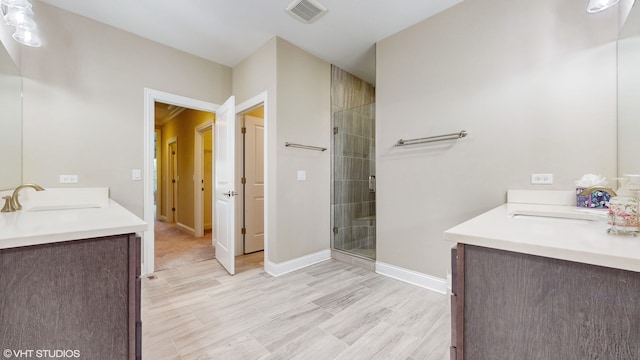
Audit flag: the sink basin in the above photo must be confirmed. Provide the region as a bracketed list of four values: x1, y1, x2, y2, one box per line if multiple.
[511, 213, 593, 224]
[21, 187, 109, 212]
[509, 208, 606, 224]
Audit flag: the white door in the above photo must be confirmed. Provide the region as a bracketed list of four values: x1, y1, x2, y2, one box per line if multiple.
[214, 96, 236, 275]
[244, 115, 265, 253]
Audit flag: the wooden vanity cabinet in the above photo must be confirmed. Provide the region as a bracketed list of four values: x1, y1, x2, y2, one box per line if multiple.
[451, 243, 640, 360]
[0, 233, 141, 360]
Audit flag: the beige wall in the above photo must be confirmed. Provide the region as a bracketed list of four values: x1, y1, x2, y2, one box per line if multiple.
[232, 38, 278, 260]
[19, 2, 329, 267]
[233, 37, 331, 264]
[17, 0, 615, 277]
[275, 39, 331, 262]
[158, 109, 214, 230]
[376, 0, 618, 278]
[21, 1, 232, 218]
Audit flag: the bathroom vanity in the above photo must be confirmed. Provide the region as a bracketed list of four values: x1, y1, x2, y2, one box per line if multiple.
[445, 200, 640, 360]
[0, 199, 146, 360]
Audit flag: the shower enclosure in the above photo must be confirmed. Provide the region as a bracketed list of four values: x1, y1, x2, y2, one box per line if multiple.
[332, 103, 376, 259]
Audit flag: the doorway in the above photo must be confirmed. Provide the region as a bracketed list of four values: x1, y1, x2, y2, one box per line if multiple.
[153, 103, 215, 271]
[332, 103, 376, 260]
[194, 121, 213, 237]
[239, 108, 265, 254]
[144, 89, 269, 276]
[143, 89, 218, 274]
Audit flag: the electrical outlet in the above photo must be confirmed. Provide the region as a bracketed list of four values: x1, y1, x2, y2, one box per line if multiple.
[59, 175, 78, 184]
[531, 173, 553, 185]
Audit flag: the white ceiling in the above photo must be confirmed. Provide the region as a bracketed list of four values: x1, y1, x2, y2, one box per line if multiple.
[38, 0, 462, 84]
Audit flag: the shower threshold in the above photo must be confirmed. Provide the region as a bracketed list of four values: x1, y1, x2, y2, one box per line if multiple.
[331, 249, 375, 271]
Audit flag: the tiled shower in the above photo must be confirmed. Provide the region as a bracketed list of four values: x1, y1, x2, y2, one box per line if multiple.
[332, 104, 376, 259]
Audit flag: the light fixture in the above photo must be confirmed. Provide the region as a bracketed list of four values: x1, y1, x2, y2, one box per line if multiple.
[5, 5, 34, 28]
[0, 0, 41, 47]
[12, 24, 39, 46]
[586, 0, 621, 13]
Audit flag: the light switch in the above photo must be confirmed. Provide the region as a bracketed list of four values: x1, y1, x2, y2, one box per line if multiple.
[297, 170, 306, 181]
[132, 169, 142, 181]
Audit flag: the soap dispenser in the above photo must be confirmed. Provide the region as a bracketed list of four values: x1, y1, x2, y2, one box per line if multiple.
[608, 176, 640, 235]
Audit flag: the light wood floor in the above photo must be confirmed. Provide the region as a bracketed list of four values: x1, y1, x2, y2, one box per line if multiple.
[141, 253, 451, 360]
[154, 221, 215, 271]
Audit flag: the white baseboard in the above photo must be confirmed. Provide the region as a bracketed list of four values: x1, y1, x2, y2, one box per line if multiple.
[176, 222, 195, 235]
[375, 261, 448, 294]
[265, 249, 331, 277]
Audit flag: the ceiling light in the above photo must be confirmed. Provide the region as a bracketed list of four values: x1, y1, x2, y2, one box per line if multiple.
[0, 0, 41, 47]
[586, 0, 621, 13]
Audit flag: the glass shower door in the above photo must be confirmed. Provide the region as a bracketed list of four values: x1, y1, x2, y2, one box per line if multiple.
[332, 103, 376, 259]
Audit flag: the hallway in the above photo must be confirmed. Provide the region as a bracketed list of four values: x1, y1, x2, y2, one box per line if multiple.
[154, 221, 215, 271]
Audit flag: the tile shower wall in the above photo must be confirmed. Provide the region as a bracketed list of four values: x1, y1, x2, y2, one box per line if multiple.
[331, 66, 376, 258]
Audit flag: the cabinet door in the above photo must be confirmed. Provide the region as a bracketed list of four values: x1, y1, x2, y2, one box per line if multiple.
[0, 235, 131, 358]
[463, 245, 640, 360]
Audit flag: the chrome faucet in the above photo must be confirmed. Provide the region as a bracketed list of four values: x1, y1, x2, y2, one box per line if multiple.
[9, 184, 45, 211]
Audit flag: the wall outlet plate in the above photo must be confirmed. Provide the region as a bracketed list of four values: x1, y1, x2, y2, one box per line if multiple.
[531, 173, 553, 185]
[59, 175, 78, 183]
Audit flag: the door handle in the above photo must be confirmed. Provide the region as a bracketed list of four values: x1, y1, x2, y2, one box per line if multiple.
[223, 191, 238, 197]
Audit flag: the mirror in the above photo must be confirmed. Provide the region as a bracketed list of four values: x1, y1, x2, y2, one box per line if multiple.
[0, 38, 21, 191]
[618, 2, 640, 176]
[0, 39, 22, 191]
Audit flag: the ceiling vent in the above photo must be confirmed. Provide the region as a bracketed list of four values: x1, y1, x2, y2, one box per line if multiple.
[286, 0, 328, 24]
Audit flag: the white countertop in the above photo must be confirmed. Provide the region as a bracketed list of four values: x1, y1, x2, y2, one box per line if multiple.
[0, 199, 147, 249]
[444, 203, 640, 273]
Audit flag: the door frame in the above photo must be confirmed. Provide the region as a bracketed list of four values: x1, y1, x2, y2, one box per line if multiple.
[144, 89, 269, 275]
[166, 137, 178, 223]
[235, 93, 268, 261]
[194, 120, 213, 238]
[154, 128, 163, 221]
[143, 89, 218, 275]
